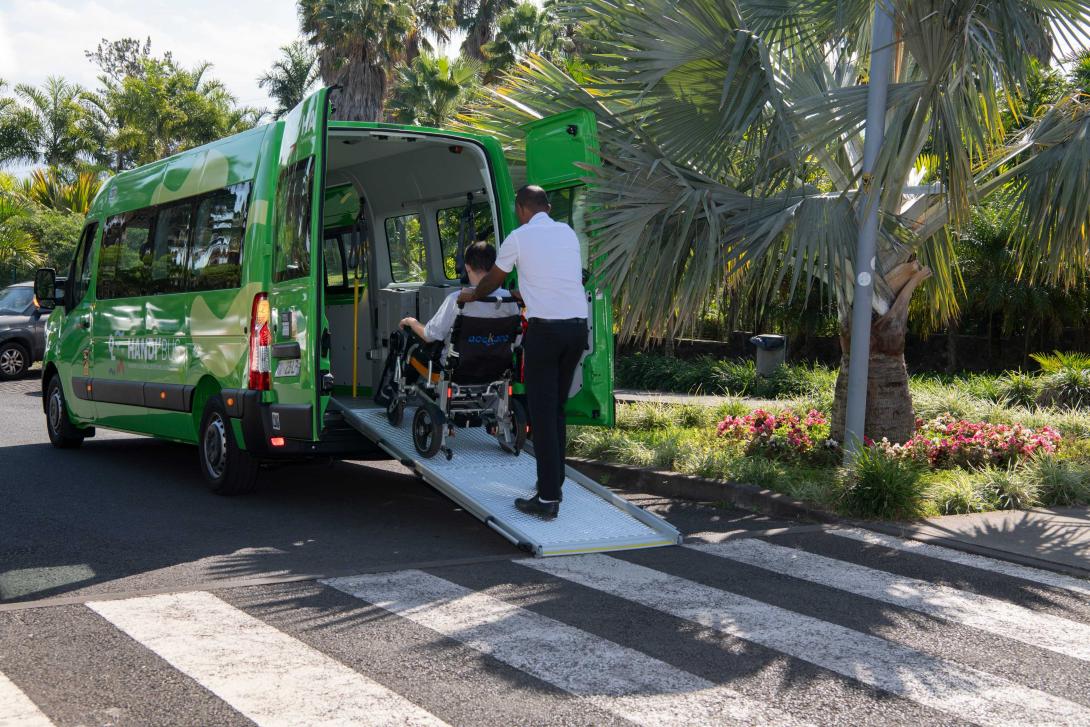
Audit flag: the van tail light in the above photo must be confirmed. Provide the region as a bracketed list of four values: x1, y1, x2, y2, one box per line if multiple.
[248, 293, 271, 391]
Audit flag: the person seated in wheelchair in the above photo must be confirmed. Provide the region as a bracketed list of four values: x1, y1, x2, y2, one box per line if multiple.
[385, 242, 526, 458]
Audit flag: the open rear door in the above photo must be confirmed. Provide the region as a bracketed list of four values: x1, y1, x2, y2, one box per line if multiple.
[524, 109, 614, 427]
[269, 88, 330, 440]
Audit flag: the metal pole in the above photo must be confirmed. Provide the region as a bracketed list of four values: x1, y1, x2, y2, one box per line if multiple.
[844, 0, 896, 457]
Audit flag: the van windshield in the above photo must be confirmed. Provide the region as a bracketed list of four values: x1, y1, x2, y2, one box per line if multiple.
[0, 286, 33, 314]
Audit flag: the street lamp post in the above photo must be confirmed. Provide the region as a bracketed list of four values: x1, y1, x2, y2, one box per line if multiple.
[844, 0, 896, 458]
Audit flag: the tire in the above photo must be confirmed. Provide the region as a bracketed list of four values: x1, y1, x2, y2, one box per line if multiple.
[0, 342, 29, 381]
[411, 405, 443, 458]
[199, 395, 259, 495]
[386, 396, 405, 426]
[499, 398, 528, 456]
[45, 376, 85, 449]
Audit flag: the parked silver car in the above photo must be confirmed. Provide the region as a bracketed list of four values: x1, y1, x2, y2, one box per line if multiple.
[0, 280, 64, 380]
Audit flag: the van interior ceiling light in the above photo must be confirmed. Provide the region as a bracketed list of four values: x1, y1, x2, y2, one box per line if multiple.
[249, 293, 271, 391]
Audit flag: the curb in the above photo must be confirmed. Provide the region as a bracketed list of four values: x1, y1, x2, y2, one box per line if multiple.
[568, 457, 1090, 579]
[857, 520, 1090, 581]
[567, 457, 840, 524]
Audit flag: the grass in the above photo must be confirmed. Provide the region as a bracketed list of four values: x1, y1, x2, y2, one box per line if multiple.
[570, 398, 1090, 520]
[617, 351, 1090, 416]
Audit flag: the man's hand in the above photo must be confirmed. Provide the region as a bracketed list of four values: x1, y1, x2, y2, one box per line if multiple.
[457, 288, 476, 305]
[399, 316, 418, 329]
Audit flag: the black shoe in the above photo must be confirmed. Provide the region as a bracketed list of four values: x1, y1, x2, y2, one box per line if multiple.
[515, 494, 559, 519]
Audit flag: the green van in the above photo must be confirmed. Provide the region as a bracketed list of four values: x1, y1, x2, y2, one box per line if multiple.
[33, 88, 614, 494]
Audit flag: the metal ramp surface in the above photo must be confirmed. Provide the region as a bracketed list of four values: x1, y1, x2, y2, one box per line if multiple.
[332, 398, 681, 556]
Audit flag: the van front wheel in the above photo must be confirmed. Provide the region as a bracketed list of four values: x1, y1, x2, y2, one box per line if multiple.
[45, 376, 85, 449]
[199, 396, 259, 495]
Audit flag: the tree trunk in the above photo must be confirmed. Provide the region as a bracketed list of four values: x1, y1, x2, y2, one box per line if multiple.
[322, 55, 388, 122]
[832, 261, 931, 445]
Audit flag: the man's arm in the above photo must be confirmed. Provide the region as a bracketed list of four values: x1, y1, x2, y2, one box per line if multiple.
[458, 265, 508, 304]
[399, 316, 427, 340]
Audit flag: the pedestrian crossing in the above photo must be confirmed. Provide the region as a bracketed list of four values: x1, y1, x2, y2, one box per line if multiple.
[3, 529, 1090, 727]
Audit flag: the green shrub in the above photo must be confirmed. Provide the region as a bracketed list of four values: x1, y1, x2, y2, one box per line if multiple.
[1022, 455, 1090, 506]
[838, 447, 927, 519]
[963, 374, 1005, 404]
[927, 470, 990, 514]
[909, 379, 990, 421]
[725, 456, 782, 488]
[997, 372, 1040, 408]
[709, 359, 759, 396]
[1037, 368, 1090, 409]
[975, 464, 1039, 510]
[675, 404, 715, 428]
[616, 403, 674, 432]
[1029, 350, 1090, 374]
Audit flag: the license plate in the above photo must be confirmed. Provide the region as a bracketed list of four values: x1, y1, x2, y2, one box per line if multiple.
[275, 358, 300, 378]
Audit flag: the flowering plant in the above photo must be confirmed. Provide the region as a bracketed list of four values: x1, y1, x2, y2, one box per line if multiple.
[874, 414, 1060, 468]
[716, 408, 838, 463]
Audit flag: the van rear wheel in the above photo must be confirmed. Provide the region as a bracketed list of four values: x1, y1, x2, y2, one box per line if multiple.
[199, 395, 259, 495]
[45, 376, 85, 449]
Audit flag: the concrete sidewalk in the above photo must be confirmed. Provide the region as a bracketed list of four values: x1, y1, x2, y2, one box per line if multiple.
[871, 507, 1090, 578]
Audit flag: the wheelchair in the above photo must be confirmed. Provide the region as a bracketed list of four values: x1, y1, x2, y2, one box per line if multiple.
[378, 297, 528, 461]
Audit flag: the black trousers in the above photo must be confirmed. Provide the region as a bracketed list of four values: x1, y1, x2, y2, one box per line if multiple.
[523, 317, 588, 501]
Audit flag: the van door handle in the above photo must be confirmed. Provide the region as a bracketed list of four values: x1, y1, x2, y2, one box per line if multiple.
[79, 318, 90, 329]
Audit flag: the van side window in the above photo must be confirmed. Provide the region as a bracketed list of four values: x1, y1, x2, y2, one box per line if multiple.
[69, 222, 97, 305]
[437, 202, 494, 280]
[150, 201, 193, 294]
[98, 210, 155, 299]
[385, 213, 425, 283]
[191, 181, 249, 291]
[275, 158, 314, 282]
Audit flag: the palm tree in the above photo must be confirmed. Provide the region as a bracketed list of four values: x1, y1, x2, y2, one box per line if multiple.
[459, 0, 1090, 443]
[0, 190, 42, 278]
[22, 167, 102, 215]
[259, 41, 320, 118]
[14, 77, 95, 173]
[483, 2, 573, 80]
[0, 80, 38, 168]
[456, 0, 516, 61]
[299, 0, 456, 122]
[389, 52, 481, 126]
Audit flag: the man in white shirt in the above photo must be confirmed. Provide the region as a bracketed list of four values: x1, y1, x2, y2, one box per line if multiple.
[459, 185, 588, 519]
[399, 241, 519, 361]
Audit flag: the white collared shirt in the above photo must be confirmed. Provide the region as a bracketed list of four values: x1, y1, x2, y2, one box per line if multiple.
[494, 212, 588, 320]
[423, 288, 520, 343]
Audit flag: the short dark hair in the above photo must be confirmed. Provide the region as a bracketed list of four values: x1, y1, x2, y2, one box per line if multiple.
[515, 185, 550, 213]
[464, 241, 497, 271]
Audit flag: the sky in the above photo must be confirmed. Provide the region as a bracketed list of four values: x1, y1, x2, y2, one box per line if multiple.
[0, 1, 306, 110]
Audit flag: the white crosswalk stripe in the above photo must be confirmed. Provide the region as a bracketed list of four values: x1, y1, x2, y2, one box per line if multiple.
[87, 591, 449, 727]
[523, 554, 1090, 727]
[0, 670, 53, 727]
[830, 527, 1090, 596]
[323, 570, 808, 727]
[688, 538, 1090, 661]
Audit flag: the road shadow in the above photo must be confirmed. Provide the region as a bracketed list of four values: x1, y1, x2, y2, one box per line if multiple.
[0, 434, 513, 603]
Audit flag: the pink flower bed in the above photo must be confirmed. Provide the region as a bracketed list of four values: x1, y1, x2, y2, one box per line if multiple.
[716, 410, 1061, 469]
[878, 414, 1061, 468]
[716, 408, 837, 462]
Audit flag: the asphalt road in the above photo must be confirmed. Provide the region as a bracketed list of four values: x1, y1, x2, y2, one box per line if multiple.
[4, 370, 1090, 726]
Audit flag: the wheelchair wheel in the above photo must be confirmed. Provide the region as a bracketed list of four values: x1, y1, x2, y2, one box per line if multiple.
[386, 397, 404, 426]
[499, 398, 528, 456]
[412, 405, 443, 458]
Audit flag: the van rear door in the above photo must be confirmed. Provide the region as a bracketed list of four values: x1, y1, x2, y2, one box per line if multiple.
[524, 109, 614, 427]
[269, 88, 330, 441]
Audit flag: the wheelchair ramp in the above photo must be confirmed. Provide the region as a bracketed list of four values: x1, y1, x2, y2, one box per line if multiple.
[332, 398, 681, 557]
